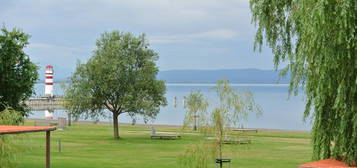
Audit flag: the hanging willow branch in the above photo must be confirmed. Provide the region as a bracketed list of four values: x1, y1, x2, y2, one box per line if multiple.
[250, 0, 357, 165]
[183, 90, 209, 132]
[211, 79, 262, 161]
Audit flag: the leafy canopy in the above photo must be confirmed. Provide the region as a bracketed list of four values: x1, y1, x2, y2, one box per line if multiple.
[0, 27, 38, 116]
[65, 31, 167, 139]
[211, 79, 261, 159]
[212, 80, 261, 129]
[250, 0, 357, 165]
[179, 80, 261, 167]
[183, 90, 209, 131]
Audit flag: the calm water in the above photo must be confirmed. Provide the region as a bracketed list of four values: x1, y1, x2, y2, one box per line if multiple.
[29, 83, 311, 131]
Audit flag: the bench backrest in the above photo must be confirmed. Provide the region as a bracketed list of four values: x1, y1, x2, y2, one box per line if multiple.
[34, 121, 51, 126]
[151, 127, 156, 135]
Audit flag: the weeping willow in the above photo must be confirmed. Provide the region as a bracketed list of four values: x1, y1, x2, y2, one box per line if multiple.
[183, 90, 209, 131]
[250, 0, 357, 165]
[0, 107, 24, 168]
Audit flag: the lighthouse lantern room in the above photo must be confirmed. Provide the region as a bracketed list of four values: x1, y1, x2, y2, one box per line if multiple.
[44, 65, 54, 97]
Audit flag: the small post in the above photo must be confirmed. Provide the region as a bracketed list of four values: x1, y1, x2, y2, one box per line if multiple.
[173, 96, 177, 108]
[46, 131, 51, 168]
[58, 139, 61, 153]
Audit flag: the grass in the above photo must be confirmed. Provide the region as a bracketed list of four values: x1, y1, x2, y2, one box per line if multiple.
[12, 121, 312, 168]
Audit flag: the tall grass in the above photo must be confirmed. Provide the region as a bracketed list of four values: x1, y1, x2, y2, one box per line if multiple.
[0, 107, 24, 168]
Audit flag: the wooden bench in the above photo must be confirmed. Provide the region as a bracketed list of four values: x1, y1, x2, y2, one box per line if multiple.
[233, 128, 258, 133]
[34, 118, 67, 130]
[206, 137, 251, 144]
[223, 138, 251, 144]
[150, 127, 181, 140]
[35, 120, 57, 126]
[151, 134, 181, 140]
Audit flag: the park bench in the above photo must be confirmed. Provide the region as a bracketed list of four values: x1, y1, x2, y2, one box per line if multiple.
[34, 118, 67, 130]
[222, 138, 251, 144]
[35, 120, 57, 126]
[233, 128, 258, 133]
[206, 136, 251, 144]
[150, 127, 181, 140]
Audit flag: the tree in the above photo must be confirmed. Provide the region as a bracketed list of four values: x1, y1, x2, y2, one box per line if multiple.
[178, 80, 261, 168]
[211, 80, 261, 166]
[250, 0, 357, 165]
[0, 27, 38, 116]
[59, 82, 72, 126]
[65, 31, 167, 139]
[183, 90, 209, 131]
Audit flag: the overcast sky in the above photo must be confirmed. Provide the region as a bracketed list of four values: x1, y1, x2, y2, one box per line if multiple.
[0, 0, 275, 76]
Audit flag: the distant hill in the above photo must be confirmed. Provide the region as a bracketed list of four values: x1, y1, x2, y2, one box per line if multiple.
[157, 69, 290, 84]
[37, 68, 290, 84]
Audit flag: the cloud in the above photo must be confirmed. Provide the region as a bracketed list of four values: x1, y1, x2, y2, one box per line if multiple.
[189, 29, 239, 40]
[149, 29, 239, 44]
[26, 42, 92, 70]
[0, 0, 251, 32]
[0, 0, 274, 74]
[29, 43, 80, 53]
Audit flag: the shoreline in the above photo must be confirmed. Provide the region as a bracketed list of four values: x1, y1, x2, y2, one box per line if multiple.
[26, 118, 310, 133]
[35, 81, 290, 85]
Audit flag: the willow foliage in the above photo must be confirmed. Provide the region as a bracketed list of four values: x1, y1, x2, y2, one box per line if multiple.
[183, 90, 209, 131]
[250, 0, 357, 165]
[0, 107, 23, 168]
[179, 80, 261, 167]
[211, 80, 261, 160]
[178, 141, 216, 168]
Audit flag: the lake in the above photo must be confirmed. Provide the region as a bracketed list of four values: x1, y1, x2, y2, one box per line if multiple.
[29, 83, 312, 131]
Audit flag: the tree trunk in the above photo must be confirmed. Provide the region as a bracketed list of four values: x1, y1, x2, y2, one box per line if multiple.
[193, 111, 197, 131]
[67, 112, 71, 126]
[113, 112, 120, 140]
[194, 115, 197, 131]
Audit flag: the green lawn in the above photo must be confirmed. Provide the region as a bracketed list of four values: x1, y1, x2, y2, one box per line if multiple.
[13, 121, 312, 168]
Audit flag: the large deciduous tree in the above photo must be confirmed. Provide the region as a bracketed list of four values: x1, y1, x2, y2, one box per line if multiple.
[250, 0, 357, 165]
[65, 31, 167, 139]
[0, 27, 38, 116]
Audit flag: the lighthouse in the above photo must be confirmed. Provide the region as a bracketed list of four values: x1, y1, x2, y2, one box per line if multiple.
[44, 65, 54, 97]
[44, 65, 54, 120]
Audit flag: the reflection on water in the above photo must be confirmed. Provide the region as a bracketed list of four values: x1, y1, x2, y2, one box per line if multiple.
[29, 83, 311, 131]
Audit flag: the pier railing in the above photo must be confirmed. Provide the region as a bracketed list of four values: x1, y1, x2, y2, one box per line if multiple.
[25, 96, 65, 110]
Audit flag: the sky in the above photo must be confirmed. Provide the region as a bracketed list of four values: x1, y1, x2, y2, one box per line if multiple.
[0, 0, 275, 78]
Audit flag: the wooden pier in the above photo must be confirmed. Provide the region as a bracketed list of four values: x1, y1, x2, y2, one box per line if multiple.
[25, 97, 65, 110]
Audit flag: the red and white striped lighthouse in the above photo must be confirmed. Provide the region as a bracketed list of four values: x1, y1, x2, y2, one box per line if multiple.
[45, 65, 54, 97]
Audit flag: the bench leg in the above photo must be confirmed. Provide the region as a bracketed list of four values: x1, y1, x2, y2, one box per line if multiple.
[46, 131, 50, 168]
